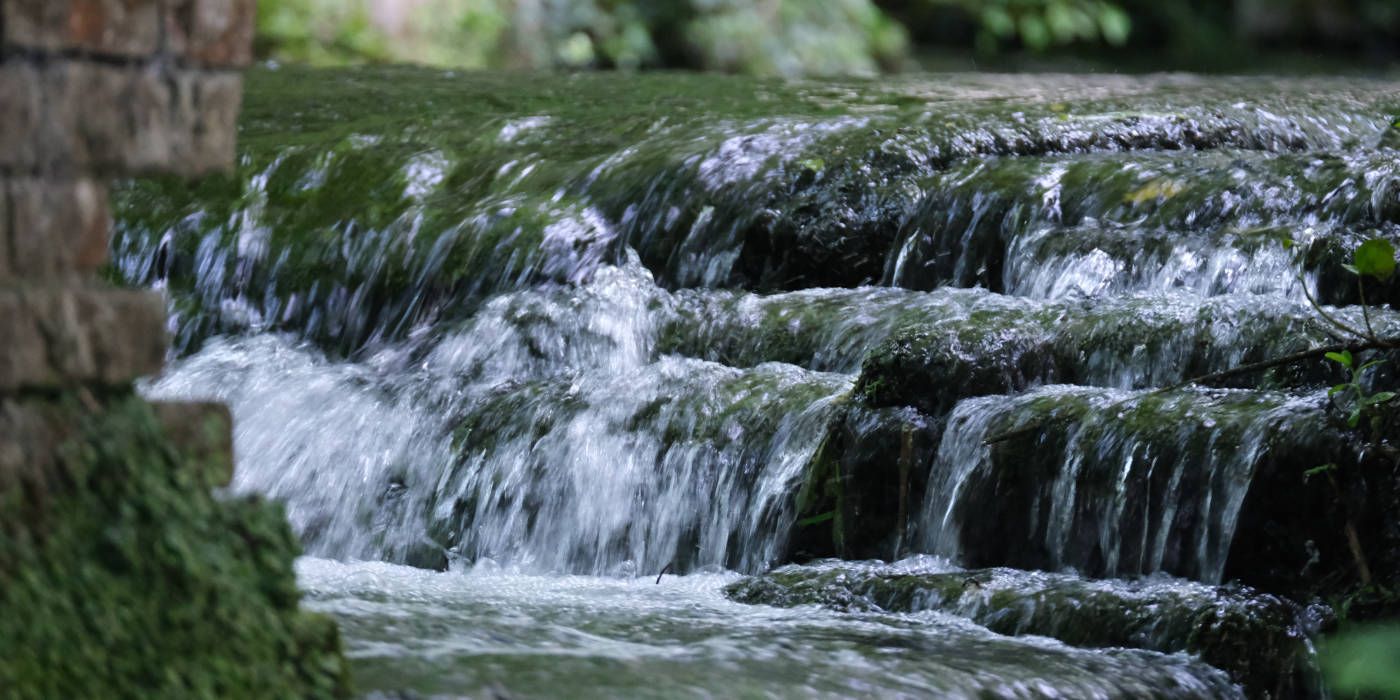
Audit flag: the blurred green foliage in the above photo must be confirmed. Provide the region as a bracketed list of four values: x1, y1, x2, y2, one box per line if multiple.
[925, 0, 1131, 53]
[1324, 625, 1400, 695]
[254, 0, 1399, 74]
[255, 0, 905, 76]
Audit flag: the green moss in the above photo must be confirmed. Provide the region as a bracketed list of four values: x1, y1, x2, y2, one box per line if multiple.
[0, 396, 350, 700]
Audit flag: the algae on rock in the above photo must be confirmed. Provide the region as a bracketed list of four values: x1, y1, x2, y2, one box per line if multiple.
[0, 396, 350, 699]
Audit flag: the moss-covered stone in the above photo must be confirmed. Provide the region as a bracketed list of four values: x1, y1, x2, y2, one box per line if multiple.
[111, 68, 1400, 357]
[853, 292, 1391, 415]
[838, 383, 1398, 600]
[0, 395, 350, 699]
[726, 560, 1323, 699]
[887, 150, 1400, 298]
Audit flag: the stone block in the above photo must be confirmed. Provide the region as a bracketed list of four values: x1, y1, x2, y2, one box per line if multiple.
[0, 61, 242, 176]
[0, 184, 8, 277]
[164, 0, 256, 67]
[0, 0, 162, 57]
[175, 68, 243, 173]
[0, 61, 43, 169]
[0, 284, 166, 390]
[1, 178, 111, 279]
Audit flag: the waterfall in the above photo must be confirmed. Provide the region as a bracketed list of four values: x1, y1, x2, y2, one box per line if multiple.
[121, 65, 1398, 586]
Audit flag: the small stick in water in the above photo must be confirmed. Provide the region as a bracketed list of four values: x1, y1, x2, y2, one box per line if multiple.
[655, 563, 673, 585]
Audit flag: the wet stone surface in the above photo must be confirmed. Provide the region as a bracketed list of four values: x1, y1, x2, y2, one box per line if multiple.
[726, 558, 1324, 699]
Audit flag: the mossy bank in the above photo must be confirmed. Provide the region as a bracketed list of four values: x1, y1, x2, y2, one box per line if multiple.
[0, 396, 350, 699]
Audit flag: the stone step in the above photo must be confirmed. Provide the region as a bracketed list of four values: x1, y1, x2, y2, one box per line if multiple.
[660, 287, 1390, 409]
[726, 559, 1324, 700]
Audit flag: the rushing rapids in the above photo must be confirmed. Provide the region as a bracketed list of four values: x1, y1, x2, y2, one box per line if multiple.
[117, 66, 1400, 697]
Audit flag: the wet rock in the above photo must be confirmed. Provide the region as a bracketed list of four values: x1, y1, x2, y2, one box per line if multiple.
[863, 384, 1400, 600]
[853, 292, 1386, 416]
[726, 559, 1323, 699]
[399, 539, 450, 572]
[788, 403, 941, 563]
[1225, 439, 1400, 601]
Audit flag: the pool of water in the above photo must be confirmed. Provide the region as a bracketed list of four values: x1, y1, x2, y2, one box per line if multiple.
[299, 558, 1241, 699]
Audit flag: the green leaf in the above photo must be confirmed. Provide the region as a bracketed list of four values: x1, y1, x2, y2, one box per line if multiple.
[795, 511, 835, 528]
[1369, 391, 1396, 405]
[1304, 463, 1337, 480]
[1096, 4, 1131, 46]
[1045, 2, 1077, 43]
[1326, 351, 1354, 368]
[1019, 14, 1051, 51]
[1349, 408, 1362, 428]
[1354, 238, 1397, 281]
[981, 7, 1016, 38]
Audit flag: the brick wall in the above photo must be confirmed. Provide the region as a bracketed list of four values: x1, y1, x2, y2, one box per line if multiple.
[0, 0, 252, 450]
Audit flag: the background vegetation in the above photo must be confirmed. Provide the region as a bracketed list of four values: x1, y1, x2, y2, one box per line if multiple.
[255, 0, 1400, 75]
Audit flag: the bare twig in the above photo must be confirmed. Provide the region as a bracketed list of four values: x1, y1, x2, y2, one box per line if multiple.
[1359, 277, 1378, 342]
[1151, 339, 1398, 396]
[1299, 272, 1368, 340]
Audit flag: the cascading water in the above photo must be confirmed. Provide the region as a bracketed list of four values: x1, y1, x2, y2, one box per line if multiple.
[119, 66, 1400, 697]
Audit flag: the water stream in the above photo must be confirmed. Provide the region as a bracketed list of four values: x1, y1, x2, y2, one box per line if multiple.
[120, 66, 1400, 697]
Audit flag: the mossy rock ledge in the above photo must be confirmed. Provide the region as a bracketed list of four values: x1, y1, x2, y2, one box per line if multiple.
[0, 395, 351, 699]
[727, 560, 1325, 700]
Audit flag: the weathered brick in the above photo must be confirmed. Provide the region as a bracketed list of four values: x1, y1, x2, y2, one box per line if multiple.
[164, 0, 255, 67]
[0, 284, 166, 390]
[1, 178, 111, 279]
[0, 61, 242, 176]
[181, 69, 242, 172]
[0, 0, 162, 57]
[0, 62, 43, 169]
[0, 185, 9, 277]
